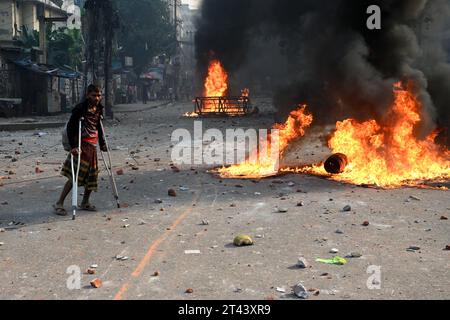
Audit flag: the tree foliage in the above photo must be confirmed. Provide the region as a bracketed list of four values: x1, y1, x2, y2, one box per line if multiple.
[47, 27, 84, 69]
[114, 0, 176, 73]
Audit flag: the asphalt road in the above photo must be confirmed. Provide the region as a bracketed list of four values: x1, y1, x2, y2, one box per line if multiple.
[0, 100, 449, 300]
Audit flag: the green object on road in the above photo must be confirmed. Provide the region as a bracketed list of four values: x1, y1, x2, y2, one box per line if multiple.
[315, 256, 348, 265]
[233, 235, 253, 246]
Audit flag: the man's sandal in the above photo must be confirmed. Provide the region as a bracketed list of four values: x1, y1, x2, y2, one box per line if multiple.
[79, 204, 97, 212]
[53, 204, 68, 216]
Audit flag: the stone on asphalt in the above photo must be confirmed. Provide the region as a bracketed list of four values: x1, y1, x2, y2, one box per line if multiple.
[293, 283, 309, 299]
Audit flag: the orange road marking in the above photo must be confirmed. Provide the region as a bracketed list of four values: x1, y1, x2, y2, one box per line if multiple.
[113, 195, 199, 300]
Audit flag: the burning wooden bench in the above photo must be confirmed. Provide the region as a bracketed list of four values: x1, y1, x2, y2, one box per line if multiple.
[192, 96, 255, 117]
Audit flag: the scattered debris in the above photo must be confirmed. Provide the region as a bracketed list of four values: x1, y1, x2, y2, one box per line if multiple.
[168, 189, 177, 197]
[179, 186, 189, 191]
[407, 246, 421, 252]
[343, 205, 352, 212]
[276, 207, 288, 213]
[0, 242, 4, 246]
[201, 219, 209, 226]
[287, 182, 295, 187]
[330, 248, 339, 254]
[335, 229, 344, 234]
[90, 278, 102, 288]
[185, 288, 193, 294]
[316, 256, 348, 265]
[233, 235, 254, 246]
[297, 201, 304, 207]
[409, 195, 421, 201]
[362, 221, 370, 226]
[276, 287, 286, 293]
[90, 264, 98, 269]
[348, 252, 362, 258]
[184, 250, 201, 254]
[297, 257, 308, 269]
[293, 283, 309, 299]
[86, 269, 96, 275]
[115, 255, 129, 261]
[154, 199, 163, 204]
[122, 224, 130, 228]
[35, 167, 44, 174]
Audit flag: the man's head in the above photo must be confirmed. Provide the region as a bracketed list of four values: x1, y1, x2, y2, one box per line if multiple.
[86, 84, 102, 106]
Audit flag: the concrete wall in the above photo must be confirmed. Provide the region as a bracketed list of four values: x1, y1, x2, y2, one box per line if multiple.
[0, 1, 13, 41]
[22, 2, 38, 31]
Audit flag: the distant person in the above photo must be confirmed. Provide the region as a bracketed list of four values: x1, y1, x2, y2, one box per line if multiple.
[53, 84, 107, 215]
[143, 85, 148, 104]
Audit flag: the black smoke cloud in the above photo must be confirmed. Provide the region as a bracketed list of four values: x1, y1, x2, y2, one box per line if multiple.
[195, 0, 450, 144]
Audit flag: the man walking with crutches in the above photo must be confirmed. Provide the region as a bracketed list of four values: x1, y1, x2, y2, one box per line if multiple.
[53, 85, 107, 216]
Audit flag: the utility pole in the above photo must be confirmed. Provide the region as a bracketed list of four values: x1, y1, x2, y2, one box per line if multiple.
[173, 0, 181, 101]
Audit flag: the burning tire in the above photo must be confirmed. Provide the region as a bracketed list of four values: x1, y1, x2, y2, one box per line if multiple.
[324, 153, 348, 174]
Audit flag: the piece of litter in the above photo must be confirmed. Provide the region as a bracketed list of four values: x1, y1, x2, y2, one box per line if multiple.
[276, 207, 288, 213]
[90, 264, 98, 269]
[0, 242, 4, 246]
[316, 256, 348, 265]
[276, 287, 286, 293]
[185, 288, 193, 294]
[233, 235, 254, 246]
[409, 195, 421, 201]
[293, 283, 309, 299]
[201, 219, 209, 226]
[343, 205, 352, 212]
[330, 248, 339, 254]
[184, 250, 201, 254]
[122, 224, 130, 228]
[179, 186, 189, 191]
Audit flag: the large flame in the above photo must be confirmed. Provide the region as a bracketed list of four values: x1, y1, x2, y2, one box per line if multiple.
[218, 105, 313, 178]
[204, 60, 228, 98]
[297, 82, 450, 188]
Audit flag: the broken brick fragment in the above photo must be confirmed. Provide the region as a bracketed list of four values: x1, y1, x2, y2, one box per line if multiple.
[90, 278, 102, 288]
